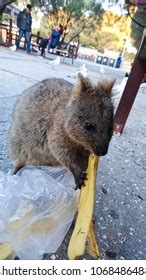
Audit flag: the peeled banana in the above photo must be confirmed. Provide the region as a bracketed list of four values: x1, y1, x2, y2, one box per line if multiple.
[68, 155, 100, 260]
[0, 243, 14, 260]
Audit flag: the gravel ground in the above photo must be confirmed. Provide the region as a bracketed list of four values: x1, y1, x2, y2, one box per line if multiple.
[0, 47, 145, 260]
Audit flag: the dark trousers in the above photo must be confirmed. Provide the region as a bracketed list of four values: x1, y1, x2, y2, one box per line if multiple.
[16, 30, 31, 53]
[39, 38, 48, 56]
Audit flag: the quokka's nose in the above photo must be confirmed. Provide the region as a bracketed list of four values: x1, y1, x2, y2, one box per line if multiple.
[94, 145, 109, 156]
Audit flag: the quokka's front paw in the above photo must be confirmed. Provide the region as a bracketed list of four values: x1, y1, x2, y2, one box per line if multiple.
[75, 171, 88, 190]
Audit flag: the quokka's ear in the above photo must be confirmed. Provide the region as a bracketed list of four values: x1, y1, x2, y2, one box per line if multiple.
[97, 79, 116, 97]
[72, 73, 91, 96]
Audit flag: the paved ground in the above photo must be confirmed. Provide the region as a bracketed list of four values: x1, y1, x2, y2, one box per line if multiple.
[0, 46, 145, 260]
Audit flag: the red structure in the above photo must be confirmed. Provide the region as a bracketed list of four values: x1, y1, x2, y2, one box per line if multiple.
[114, 28, 146, 134]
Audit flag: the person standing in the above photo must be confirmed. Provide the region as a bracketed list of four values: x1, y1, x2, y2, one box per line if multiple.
[16, 4, 32, 54]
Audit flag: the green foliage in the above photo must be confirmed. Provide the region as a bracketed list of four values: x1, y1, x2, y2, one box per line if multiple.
[65, 0, 85, 15]
[131, 8, 146, 49]
[30, 0, 133, 55]
[2, 12, 11, 22]
[80, 30, 119, 53]
[37, 0, 103, 43]
[92, 10, 131, 53]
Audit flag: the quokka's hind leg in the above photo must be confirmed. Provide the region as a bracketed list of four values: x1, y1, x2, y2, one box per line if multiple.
[13, 165, 25, 175]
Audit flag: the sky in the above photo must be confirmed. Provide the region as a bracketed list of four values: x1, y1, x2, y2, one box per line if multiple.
[96, 0, 125, 15]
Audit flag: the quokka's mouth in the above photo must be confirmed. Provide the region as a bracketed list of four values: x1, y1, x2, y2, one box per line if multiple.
[91, 146, 108, 157]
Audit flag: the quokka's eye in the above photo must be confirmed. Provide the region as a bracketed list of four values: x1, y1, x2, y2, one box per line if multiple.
[83, 121, 94, 132]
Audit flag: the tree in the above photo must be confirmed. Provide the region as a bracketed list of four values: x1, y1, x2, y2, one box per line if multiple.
[0, 0, 16, 21]
[80, 29, 119, 52]
[36, 1, 131, 53]
[96, 9, 131, 53]
[30, 0, 68, 13]
[35, 1, 104, 44]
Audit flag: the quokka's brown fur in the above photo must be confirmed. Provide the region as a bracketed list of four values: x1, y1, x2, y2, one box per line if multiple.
[9, 74, 114, 188]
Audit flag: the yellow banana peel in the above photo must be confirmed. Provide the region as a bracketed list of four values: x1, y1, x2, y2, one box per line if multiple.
[86, 220, 100, 259]
[68, 155, 100, 260]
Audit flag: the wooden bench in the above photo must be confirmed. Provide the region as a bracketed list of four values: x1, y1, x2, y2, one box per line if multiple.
[51, 44, 77, 65]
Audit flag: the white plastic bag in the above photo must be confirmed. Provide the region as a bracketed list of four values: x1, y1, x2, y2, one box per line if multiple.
[0, 166, 78, 259]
